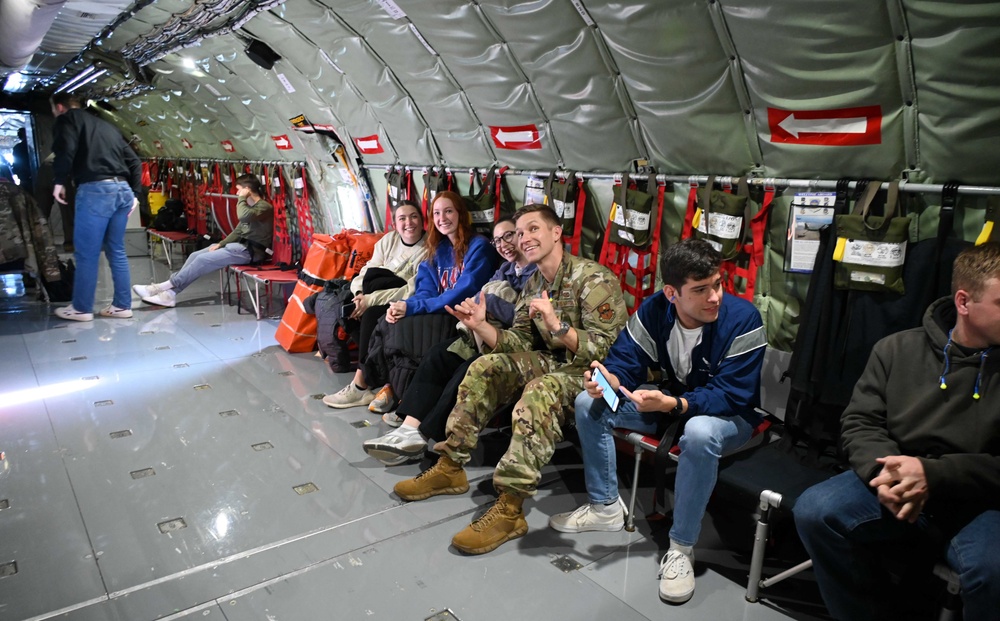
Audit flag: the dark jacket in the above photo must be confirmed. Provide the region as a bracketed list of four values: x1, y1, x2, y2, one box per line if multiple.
[52, 108, 142, 192]
[841, 297, 1000, 525]
[602, 291, 766, 423]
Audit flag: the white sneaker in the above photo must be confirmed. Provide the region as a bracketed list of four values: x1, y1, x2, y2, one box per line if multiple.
[54, 305, 93, 322]
[141, 289, 176, 307]
[132, 283, 164, 298]
[658, 547, 696, 603]
[322, 383, 376, 408]
[99, 305, 133, 318]
[549, 497, 626, 533]
[362, 427, 426, 465]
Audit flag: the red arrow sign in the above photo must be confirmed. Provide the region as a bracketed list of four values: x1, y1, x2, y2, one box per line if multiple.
[271, 135, 293, 150]
[181, 138, 193, 149]
[154, 140, 163, 150]
[355, 134, 383, 155]
[768, 106, 881, 146]
[490, 124, 541, 150]
[221, 140, 235, 153]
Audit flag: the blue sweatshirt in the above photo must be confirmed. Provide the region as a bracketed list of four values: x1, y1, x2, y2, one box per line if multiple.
[602, 291, 766, 422]
[406, 235, 498, 315]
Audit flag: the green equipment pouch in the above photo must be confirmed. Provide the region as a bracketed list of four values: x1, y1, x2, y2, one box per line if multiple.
[832, 180, 910, 294]
[544, 170, 579, 231]
[693, 175, 749, 260]
[608, 171, 656, 249]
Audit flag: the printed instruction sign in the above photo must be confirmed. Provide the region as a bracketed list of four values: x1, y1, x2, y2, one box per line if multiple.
[785, 192, 837, 273]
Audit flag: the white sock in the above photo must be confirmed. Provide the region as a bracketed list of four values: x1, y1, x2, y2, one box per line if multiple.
[394, 424, 422, 438]
[594, 500, 621, 516]
[158, 280, 174, 290]
[669, 540, 694, 557]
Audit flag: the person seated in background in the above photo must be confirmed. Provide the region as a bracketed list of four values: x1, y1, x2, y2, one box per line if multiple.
[362, 216, 536, 465]
[322, 191, 497, 410]
[794, 242, 1000, 621]
[392, 204, 627, 556]
[133, 174, 272, 307]
[554, 239, 765, 605]
[341, 199, 427, 377]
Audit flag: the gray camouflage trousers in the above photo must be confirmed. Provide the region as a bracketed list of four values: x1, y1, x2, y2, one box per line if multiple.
[436, 351, 585, 497]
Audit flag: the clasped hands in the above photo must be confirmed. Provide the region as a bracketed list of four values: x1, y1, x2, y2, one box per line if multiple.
[869, 455, 929, 523]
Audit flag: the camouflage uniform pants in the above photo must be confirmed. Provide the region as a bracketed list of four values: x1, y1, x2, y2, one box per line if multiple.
[438, 351, 585, 497]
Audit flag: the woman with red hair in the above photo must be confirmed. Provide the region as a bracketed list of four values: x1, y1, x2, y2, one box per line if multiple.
[324, 191, 498, 410]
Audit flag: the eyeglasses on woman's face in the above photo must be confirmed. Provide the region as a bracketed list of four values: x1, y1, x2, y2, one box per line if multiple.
[492, 230, 516, 247]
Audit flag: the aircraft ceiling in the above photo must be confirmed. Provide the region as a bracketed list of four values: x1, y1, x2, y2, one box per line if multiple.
[3, 0, 1000, 185]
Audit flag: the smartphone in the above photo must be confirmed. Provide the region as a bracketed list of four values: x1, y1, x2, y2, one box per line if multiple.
[342, 301, 356, 316]
[591, 367, 620, 412]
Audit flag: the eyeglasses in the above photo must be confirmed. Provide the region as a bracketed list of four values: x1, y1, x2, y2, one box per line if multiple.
[492, 231, 516, 247]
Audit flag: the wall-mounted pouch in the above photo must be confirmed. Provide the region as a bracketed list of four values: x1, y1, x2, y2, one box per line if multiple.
[832, 180, 910, 294]
[691, 175, 749, 260]
[608, 171, 656, 249]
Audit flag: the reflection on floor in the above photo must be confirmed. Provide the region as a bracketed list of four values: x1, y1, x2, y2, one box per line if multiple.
[0, 255, 830, 621]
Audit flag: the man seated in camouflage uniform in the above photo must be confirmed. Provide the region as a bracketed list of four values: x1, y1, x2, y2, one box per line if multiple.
[393, 204, 628, 555]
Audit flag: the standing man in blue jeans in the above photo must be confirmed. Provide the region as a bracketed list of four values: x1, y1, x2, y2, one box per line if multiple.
[795, 242, 1000, 621]
[551, 239, 766, 604]
[50, 93, 141, 322]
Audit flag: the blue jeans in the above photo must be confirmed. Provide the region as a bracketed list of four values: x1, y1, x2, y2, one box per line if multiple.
[574, 389, 754, 546]
[795, 471, 1000, 621]
[73, 180, 134, 313]
[169, 243, 250, 293]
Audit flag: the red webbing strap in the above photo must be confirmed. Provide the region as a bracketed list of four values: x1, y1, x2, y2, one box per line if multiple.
[564, 176, 586, 255]
[494, 166, 509, 226]
[270, 165, 292, 266]
[598, 178, 666, 315]
[421, 170, 453, 218]
[195, 163, 210, 237]
[720, 183, 776, 301]
[294, 165, 314, 257]
[681, 178, 699, 240]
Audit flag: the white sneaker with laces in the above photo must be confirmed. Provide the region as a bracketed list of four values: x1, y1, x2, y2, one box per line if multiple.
[322, 383, 376, 408]
[548, 497, 627, 533]
[54, 305, 93, 322]
[99, 305, 133, 318]
[141, 289, 176, 307]
[658, 547, 696, 603]
[132, 283, 164, 299]
[362, 427, 426, 465]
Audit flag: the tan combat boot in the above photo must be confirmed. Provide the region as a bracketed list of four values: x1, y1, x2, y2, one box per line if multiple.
[393, 455, 469, 501]
[451, 491, 528, 555]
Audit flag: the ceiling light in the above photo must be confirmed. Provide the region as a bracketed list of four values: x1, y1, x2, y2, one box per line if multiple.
[182, 57, 196, 70]
[55, 65, 98, 94]
[3, 72, 27, 92]
[67, 68, 108, 93]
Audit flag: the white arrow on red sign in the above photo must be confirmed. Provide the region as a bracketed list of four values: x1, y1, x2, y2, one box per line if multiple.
[768, 106, 881, 146]
[181, 138, 193, 149]
[271, 135, 293, 150]
[221, 140, 235, 152]
[355, 134, 384, 155]
[490, 124, 541, 150]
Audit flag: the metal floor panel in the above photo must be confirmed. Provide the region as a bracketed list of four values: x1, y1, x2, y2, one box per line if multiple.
[0, 257, 824, 621]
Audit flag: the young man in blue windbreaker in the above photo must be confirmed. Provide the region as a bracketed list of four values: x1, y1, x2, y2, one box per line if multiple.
[552, 238, 766, 605]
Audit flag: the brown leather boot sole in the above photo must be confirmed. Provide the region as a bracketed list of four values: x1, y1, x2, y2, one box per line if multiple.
[394, 481, 469, 502]
[451, 517, 528, 555]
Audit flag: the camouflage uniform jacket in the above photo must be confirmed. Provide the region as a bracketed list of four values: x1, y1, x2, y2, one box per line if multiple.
[0, 182, 61, 281]
[486, 252, 627, 368]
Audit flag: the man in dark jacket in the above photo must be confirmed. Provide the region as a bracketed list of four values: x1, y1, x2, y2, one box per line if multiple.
[795, 242, 1000, 621]
[552, 238, 766, 604]
[50, 93, 142, 321]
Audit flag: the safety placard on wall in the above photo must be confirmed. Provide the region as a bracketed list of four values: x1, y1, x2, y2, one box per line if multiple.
[221, 140, 235, 152]
[153, 140, 163, 150]
[490, 124, 541, 150]
[768, 106, 881, 146]
[181, 138, 193, 149]
[355, 134, 384, 155]
[271, 135, 293, 150]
